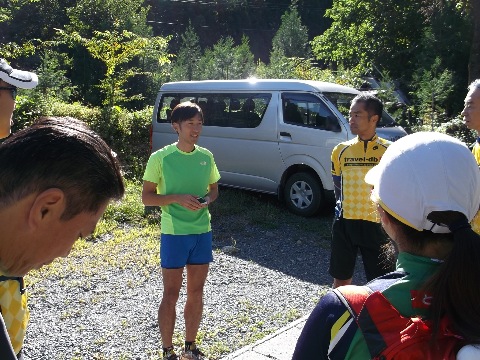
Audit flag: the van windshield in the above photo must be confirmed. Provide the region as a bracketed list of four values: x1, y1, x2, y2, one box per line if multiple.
[322, 92, 398, 128]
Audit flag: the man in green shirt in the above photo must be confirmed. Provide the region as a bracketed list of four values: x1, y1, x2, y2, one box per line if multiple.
[142, 102, 220, 360]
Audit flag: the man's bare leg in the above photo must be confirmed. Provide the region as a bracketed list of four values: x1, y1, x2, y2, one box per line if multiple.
[333, 277, 352, 288]
[159, 267, 184, 348]
[184, 264, 209, 342]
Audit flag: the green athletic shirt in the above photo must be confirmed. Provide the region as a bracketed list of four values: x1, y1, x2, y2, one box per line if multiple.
[143, 143, 221, 235]
[331, 134, 390, 222]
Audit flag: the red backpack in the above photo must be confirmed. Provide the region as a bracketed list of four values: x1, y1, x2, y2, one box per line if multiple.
[333, 285, 465, 359]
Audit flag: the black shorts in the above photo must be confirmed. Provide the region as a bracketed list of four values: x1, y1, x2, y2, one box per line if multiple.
[329, 216, 392, 281]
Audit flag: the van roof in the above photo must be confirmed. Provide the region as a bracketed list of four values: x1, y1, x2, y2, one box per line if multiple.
[159, 79, 361, 94]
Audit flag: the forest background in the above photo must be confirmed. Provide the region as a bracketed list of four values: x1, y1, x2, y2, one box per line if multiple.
[1, 0, 480, 178]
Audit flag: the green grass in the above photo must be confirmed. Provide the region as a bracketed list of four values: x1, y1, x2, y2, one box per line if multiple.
[24, 180, 333, 359]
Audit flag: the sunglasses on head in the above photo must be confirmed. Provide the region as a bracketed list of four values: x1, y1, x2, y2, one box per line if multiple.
[0, 86, 17, 100]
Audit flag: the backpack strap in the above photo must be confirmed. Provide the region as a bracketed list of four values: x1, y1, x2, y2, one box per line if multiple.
[334, 285, 394, 358]
[332, 285, 371, 317]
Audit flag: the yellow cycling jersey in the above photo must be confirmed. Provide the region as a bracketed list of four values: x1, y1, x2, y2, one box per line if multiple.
[471, 141, 480, 234]
[331, 134, 390, 221]
[472, 141, 480, 164]
[0, 274, 28, 355]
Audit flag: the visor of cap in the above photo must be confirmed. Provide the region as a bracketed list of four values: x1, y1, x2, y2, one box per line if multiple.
[0, 59, 38, 89]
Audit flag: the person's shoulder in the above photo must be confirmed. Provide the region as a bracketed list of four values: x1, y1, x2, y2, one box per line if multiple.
[318, 289, 350, 313]
[195, 145, 214, 157]
[375, 136, 392, 147]
[152, 143, 177, 157]
[367, 270, 408, 292]
[333, 138, 355, 152]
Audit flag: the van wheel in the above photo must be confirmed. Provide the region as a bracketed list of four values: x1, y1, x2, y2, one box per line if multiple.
[284, 172, 323, 217]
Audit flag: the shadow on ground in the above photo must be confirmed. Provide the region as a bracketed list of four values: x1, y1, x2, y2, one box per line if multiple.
[210, 189, 368, 286]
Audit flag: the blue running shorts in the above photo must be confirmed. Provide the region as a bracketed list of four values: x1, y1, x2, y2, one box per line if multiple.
[160, 232, 213, 269]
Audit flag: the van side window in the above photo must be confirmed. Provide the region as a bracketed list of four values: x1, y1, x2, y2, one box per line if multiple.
[157, 93, 271, 128]
[282, 93, 341, 132]
[323, 91, 399, 128]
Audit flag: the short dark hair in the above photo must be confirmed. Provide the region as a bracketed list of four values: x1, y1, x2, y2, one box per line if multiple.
[0, 116, 125, 220]
[352, 93, 383, 120]
[170, 101, 203, 124]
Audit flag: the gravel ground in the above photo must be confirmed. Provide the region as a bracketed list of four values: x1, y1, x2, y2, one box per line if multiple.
[21, 208, 367, 360]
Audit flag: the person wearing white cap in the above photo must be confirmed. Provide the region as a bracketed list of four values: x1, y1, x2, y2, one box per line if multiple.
[293, 132, 480, 359]
[0, 58, 38, 359]
[0, 58, 38, 139]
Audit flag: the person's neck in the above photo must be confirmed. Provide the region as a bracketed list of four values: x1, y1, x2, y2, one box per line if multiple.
[176, 142, 195, 153]
[397, 236, 452, 260]
[358, 132, 376, 142]
[0, 202, 28, 276]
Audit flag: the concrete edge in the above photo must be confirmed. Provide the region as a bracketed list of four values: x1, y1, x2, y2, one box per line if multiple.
[220, 314, 309, 359]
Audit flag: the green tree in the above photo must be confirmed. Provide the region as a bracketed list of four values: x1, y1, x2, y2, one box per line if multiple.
[256, 49, 296, 79]
[63, 0, 153, 105]
[0, 0, 42, 60]
[198, 36, 255, 80]
[230, 35, 255, 79]
[35, 49, 76, 102]
[65, 0, 151, 36]
[412, 57, 454, 128]
[471, 0, 480, 81]
[455, 0, 480, 81]
[410, 2, 470, 115]
[271, 1, 311, 59]
[171, 21, 202, 81]
[311, 0, 424, 77]
[57, 26, 170, 108]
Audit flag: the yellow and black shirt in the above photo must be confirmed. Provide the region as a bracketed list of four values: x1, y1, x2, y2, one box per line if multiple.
[471, 139, 480, 233]
[0, 273, 28, 355]
[331, 134, 390, 222]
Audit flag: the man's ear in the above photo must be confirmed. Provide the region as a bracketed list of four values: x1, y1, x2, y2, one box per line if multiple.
[171, 122, 179, 134]
[370, 114, 380, 125]
[28, 188, 65, 229]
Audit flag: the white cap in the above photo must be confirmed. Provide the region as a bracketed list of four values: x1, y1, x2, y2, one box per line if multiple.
[0, 58, 38, 89]
[365, 132, 480, 233]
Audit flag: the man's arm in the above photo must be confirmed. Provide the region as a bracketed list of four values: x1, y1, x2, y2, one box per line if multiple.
[0, 315, 16, 360]
[204, 182, 219, 204]
[141, 181, 205, 210]
[333, 175, 341, 202]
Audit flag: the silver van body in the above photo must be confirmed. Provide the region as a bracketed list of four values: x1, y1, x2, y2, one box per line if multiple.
[151, 79, 407, 216]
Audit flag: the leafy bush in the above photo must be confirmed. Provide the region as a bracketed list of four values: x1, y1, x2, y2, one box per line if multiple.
[13, 98, 152, 179]
[50, 104, 152, 179]
[11, 92, 47, 132]
[435, 117, 476, 146]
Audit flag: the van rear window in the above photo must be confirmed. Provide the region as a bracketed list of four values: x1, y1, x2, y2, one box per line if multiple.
[157, 93, 271, 128]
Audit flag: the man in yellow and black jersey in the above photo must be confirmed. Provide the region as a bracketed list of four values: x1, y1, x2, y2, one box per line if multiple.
[462, 79, 480, 233]
[329, 93, 394, 288]
[0, 58, 37, 359]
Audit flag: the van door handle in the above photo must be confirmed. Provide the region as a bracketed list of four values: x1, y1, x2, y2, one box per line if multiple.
[280, 132, 291, 137]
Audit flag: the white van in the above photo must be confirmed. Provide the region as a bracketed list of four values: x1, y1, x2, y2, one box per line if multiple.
[151, 79, 407, 216]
